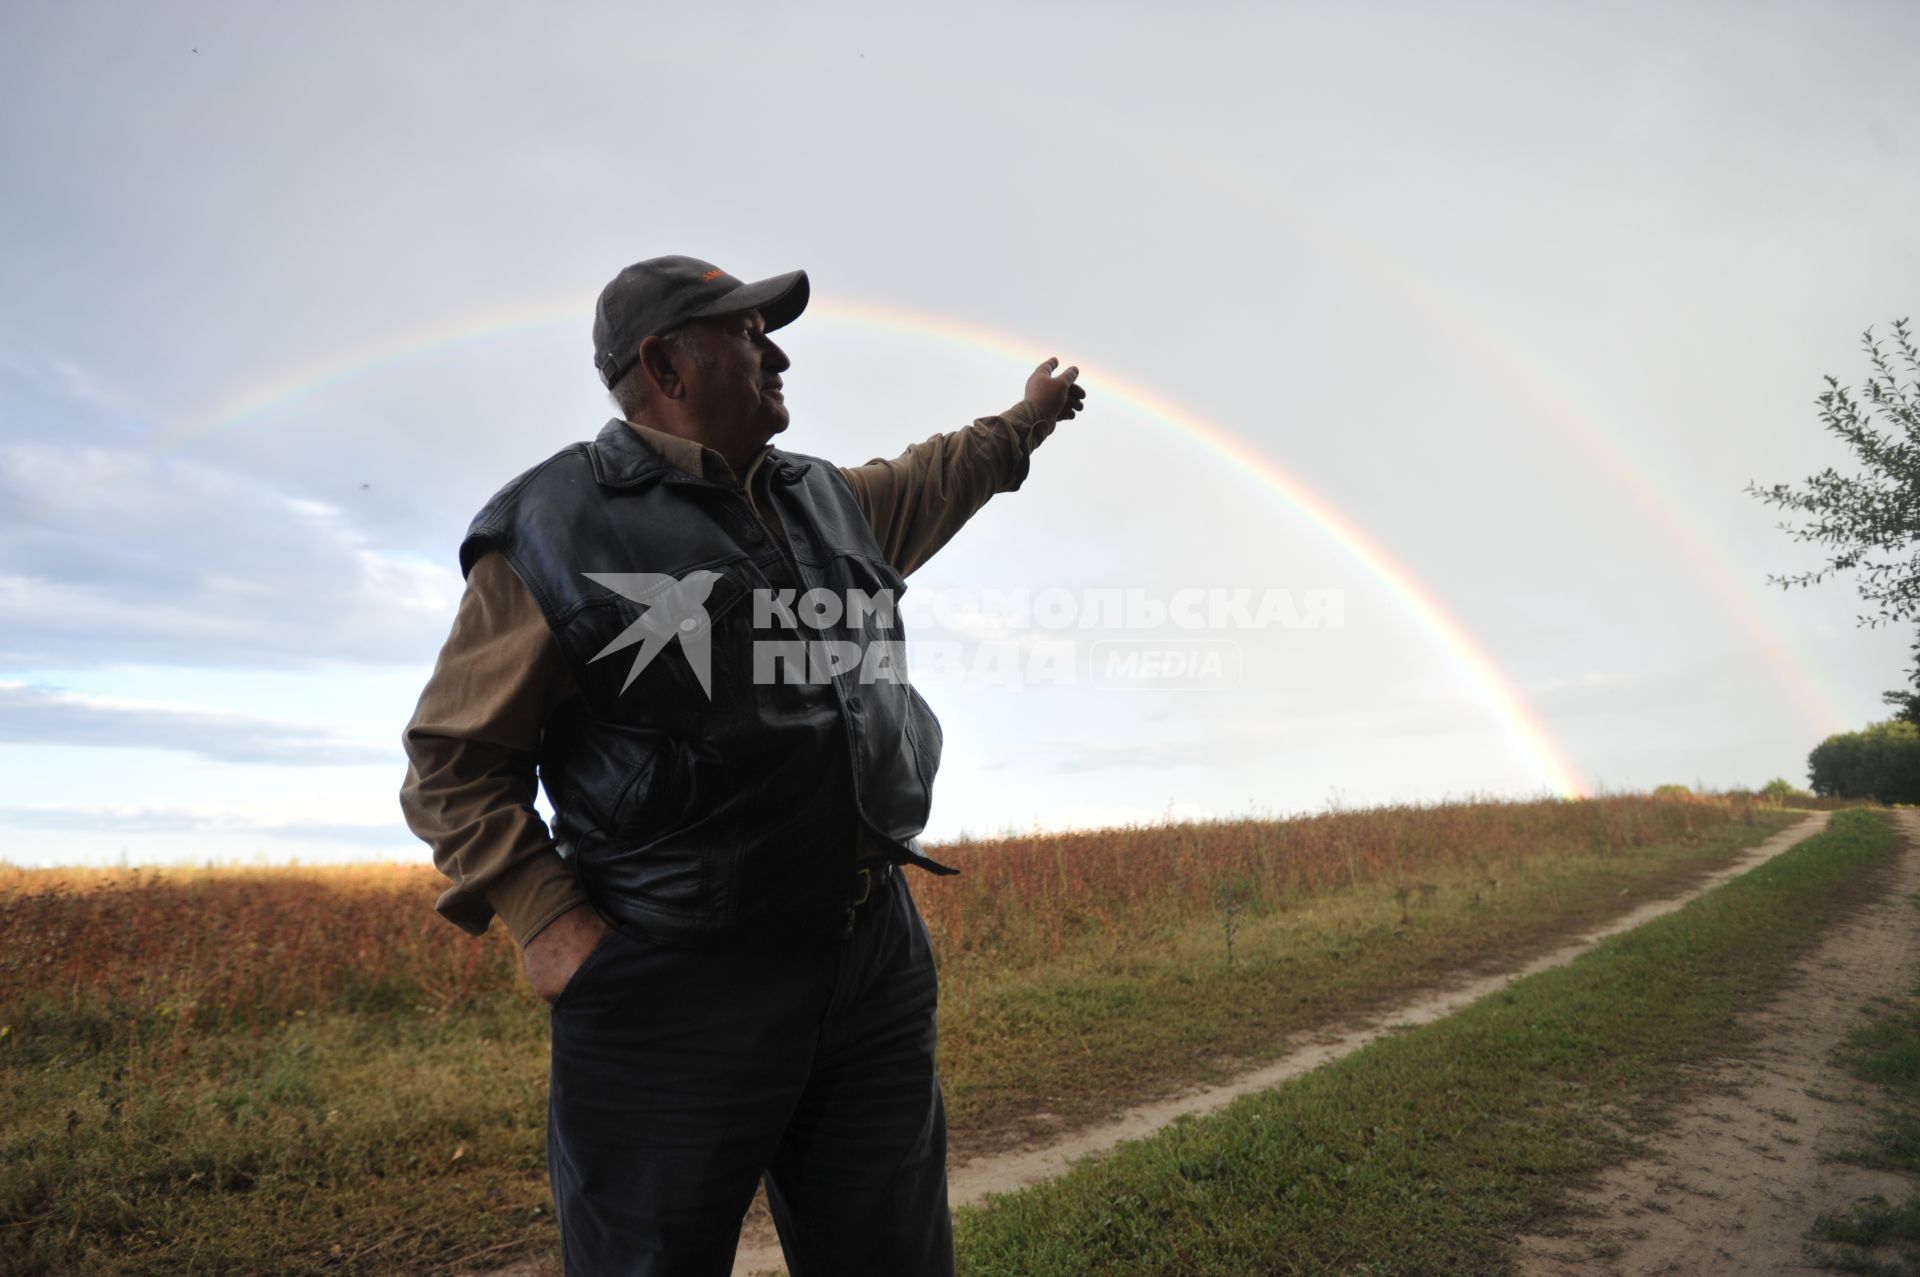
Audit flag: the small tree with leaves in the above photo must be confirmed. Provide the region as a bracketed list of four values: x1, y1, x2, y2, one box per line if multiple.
[1886, 632, 1920, 725]
[1747, 318, 1920, 717]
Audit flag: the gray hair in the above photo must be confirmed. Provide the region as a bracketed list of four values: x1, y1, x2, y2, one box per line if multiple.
[608, 325, 709, 420]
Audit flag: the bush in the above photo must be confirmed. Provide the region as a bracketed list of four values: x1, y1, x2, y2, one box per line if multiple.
[1652, 784, 1694, 801]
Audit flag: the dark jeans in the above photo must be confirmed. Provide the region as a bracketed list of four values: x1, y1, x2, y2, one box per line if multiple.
[546, 866, 954, 1276]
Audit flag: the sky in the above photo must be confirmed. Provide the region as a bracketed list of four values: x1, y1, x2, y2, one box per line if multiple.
[1, 0, 1914, 868]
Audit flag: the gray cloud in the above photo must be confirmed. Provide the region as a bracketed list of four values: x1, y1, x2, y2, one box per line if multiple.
[0, 802, 410, 846]
[0, 440, 461, 669]
[0, 680, 389, 764]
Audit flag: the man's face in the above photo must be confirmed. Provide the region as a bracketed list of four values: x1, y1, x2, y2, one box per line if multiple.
[680, 309, 791, 443]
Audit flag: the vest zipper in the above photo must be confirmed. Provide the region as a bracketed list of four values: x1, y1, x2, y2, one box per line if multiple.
[736, 485, 888, 882]
[719, 479, 919, 889]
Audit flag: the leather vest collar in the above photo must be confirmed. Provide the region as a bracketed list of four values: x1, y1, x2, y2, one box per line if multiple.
[586, 417, 815, 490]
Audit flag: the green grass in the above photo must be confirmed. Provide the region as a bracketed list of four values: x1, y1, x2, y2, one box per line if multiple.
[939, 811, 1801, 1147]
[1806, 886, 1920, 1275]
[949, 808, 1899, 1276]
[1, 1005, 559, 1275]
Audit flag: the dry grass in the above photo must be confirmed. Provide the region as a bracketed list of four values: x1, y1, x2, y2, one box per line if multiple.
[916, 793, 1753, 983]
[0, 791, 1806, 1275]
[3, 793, 1764, 1037]
[0, 862, 518, 1041]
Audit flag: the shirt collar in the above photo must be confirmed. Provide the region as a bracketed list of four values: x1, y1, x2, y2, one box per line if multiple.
[620, 417, 772, 491]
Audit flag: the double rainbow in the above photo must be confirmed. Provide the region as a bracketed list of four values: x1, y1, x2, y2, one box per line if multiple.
[139, 293, 1589, 796]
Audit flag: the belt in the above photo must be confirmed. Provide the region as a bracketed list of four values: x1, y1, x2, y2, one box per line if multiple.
[844, 857, 895, 938]
[851, 857, 895, 907]
[852, 827, 899, 907]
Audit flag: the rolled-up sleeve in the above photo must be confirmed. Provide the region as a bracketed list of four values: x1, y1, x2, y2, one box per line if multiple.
[839, 400, 1056, 576]
[398, 551, 590, 946]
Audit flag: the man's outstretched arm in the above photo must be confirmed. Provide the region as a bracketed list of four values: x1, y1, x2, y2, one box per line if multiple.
[840, 357, 1085, 575]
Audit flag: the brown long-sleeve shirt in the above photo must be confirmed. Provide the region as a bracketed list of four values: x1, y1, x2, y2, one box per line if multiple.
[399, 402, 1056, 947]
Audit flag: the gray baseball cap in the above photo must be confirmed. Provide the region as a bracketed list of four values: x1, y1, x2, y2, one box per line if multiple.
[592, 255, 809, 389]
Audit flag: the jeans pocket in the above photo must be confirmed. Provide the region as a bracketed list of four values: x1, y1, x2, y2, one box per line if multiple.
[549, 927, 630, 1014]
[898, 876, 939, 1004]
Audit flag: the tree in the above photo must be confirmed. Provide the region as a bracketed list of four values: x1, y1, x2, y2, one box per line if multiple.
[1807, 720, 1920, 803]
[1748, 318, 1920, 718]
[1885, 632, 1920, 725]
[1748, 318, 1920, 626]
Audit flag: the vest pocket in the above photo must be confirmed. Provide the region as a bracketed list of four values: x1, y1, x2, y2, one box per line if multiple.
[611, 733, 688, 842]
[903, 684, 944, 791]
[605, 735, 709, 909]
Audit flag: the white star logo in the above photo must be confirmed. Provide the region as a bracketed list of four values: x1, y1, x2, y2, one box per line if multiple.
[582, 570, 725, 697]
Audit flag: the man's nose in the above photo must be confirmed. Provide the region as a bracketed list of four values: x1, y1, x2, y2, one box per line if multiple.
[762, 337, 790, 373]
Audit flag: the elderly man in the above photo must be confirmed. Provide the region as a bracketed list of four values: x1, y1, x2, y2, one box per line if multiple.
[399, 255, 1085, 1276]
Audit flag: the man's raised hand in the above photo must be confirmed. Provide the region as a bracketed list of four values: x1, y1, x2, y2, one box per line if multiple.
[1023, 356, 1087, 422]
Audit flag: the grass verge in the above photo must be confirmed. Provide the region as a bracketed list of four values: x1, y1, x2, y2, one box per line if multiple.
[951, 807, 1898, 1276]
[1805, 886, 1920, 1275]
[938, 809, 1802, 1151]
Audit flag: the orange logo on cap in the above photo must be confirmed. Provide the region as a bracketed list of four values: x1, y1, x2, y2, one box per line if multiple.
[701, 268, 725, 281]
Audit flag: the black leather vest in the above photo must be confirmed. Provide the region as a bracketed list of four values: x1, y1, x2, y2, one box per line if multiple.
[461, 418, 955, 945]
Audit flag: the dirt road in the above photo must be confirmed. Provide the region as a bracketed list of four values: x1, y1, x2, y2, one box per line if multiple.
[1512, 808, 1920, 1275]
[723, 813, 1837, 1277]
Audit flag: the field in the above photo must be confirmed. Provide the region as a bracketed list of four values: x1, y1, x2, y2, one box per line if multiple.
[0, 793, 1807, 1275]
[954, 806, 1901, 1274]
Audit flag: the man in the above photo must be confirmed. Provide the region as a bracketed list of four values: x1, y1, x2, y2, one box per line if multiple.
[399, 254, 1085, 1276]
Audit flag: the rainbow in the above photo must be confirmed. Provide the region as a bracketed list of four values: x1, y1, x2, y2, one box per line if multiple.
[1049, 114, 1859, 737]
[816, 301, 1589, 798]
[152, 98, 1858, 783]
[141, 294, 1588, 797]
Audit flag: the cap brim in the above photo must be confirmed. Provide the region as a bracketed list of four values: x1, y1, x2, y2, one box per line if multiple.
[688, 269, 809, 332]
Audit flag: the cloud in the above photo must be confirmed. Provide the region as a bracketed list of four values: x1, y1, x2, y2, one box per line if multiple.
[0, 344, 145, 428]
[1016, 736, 1221, 775]
[980, 677, 1518, 777]
[986, 719, 1315, 775]
[0, 800, 408, 845]
[946, 800, 1223, 840]
[0, 440, 462, 668]
[1521, 670, 1649, 715]
[0, 680, 389, 764]
[47, 357, 135, 417]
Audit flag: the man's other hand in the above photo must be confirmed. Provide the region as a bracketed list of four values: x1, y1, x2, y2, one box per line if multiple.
[1023, 356, 1086, 422]
[523, 904, 615, 1005]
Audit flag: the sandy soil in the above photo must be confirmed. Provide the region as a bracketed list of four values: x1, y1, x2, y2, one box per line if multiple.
[1512, 808, 1920, 1277]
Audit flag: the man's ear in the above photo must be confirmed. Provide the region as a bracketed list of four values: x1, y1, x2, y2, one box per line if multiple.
[636, 334, 684, 402]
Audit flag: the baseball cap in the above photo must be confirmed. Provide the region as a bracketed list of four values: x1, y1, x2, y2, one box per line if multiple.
[592, 255, 810, 389]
